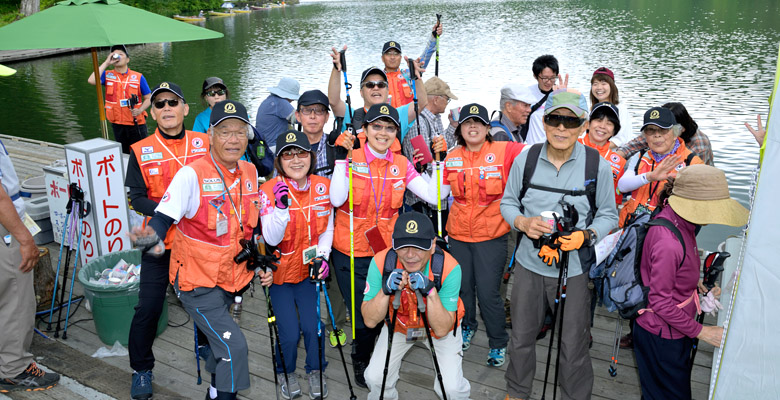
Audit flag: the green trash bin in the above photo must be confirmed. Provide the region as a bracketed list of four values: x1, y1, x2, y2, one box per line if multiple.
[78, 249, 167, 346]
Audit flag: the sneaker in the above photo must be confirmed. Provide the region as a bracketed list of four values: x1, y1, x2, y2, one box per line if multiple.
[487, 347, 506, 367]
[278, 373, 302, 399]
[307, 370, 328, 399]
[0, 362, 60, 393]
[130, 370, 153, 400]
[352, 360, 368, 389]
[536, 323, 551, 340]
[461, 327, 475, 351]
[328, 329, 347, 348]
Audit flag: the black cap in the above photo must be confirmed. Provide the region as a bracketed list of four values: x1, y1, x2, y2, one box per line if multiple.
[202, 77, 226, 93]
[360, 67, 388, 84]
[457, 103, 489, 125]
[297, 90, 330, 110]
[150, 81, 186, 103]
[210, 100, 250, 126]
[641, 106, 676, 131]
[275, 129, 312, 156]
[392, 212, 435, 250]
[590, 102, 621, 135]
[110, 44, 128, 57]
[382, 41, 402, 54]
[364, 103, 400, 128]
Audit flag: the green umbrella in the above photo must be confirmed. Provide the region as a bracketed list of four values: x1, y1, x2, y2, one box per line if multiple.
[0, 0, 223, 138]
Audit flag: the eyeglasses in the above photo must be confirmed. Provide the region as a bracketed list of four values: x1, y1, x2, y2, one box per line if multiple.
[299, 107, 327, 116]
[384, 51, 401, 57]
[153, 99, 180, 109]
[206, 89, 226, 97]
[543, 114, 585, 129]
[438, 95, 451, 104]
[368, 122, 398, 134]
[280, 149, 310, 161]
[538, 76, 557, 83]
[642, 126, 671, 137]
[213, 129, 248, 140]
[362, 81, 388, 89]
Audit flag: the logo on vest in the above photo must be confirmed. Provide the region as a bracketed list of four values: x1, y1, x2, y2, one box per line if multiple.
[192, 137, 204, 148]
[610, 153, 621, 163]
[650, 109, 660, 119]
[141, 146, 153, 154]
[161, 192, 170, 202]
[131, 75, 137, 80]
[469, 105, 479, 114]
[405, 220, 418, 234]
[224, 103, 236, 114]
[485, 153, 495, 163]
[675, 162, 685, 171]
[380, 105, 390, 115]
[286, 132, 296, 143]
[315, 183, 327, 195]
[246, 180, 253, 191]
[390, 165, 399, 176]
[159, 82, 170, 89]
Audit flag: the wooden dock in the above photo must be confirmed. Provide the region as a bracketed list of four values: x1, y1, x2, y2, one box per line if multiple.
[0, 136, 715, 400]
[0, 48, 86, 63]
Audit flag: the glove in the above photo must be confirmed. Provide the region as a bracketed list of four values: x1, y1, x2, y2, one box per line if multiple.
[701, 291, 723, 317]
[334, 130, 360, 150]
[312, 256, 329, 280]
[382, 270, 404, 295]
[538, 245, 560, 266]
[408, 271, 435, 296]
[557, 230, 586, 251]
[132, 231, 164, 257]
[414, 161, 425, 174]
[273, 181, 289, 209]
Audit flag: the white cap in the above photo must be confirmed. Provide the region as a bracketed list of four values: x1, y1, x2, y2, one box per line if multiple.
[500, 83, 536, 105]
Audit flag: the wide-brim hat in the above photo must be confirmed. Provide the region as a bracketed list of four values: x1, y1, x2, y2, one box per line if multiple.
[667, 164, 749, 227]
[268, 77, 300, 100]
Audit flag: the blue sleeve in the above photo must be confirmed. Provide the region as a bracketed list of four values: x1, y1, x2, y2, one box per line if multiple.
[274, 98, 294, 119]
[100, 70, 106, 85]
[398, 104, 411, 141]
[418, 34, 437, 69]
[362, 259, 383, 302]
[139, 75, 151, 96]
[340, 112, 353, 133]
[192, 109, 210, 133]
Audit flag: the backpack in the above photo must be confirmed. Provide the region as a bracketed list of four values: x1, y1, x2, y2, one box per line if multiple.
[590, 211, 685, 319]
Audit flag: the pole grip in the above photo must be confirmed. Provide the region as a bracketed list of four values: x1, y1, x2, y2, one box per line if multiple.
[339, 49, 347, 73]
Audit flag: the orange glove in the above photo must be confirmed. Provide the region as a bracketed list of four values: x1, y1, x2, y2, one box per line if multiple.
[538, 245, 560, 266]
[334, 130, 355, 150]
[557, 230, 586, 251]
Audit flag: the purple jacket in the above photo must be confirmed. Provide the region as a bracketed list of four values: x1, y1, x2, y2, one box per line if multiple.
[636, 206, 703, 340]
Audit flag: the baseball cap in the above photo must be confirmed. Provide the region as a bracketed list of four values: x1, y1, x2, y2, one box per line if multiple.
[202, 77, 227, 93]
[210, 100, 250, 126]
[110, 44, 129, 57]
[275, 129, 312, 156]
[297, 90, 330, 110]
[364, 103, 400, 127]
[592, 67, 614, 81]
[544, 89, 589, 118]
[457, 103, 489, 125]
[392, 212, 435, 251]
[382, 41, 402, 54]
[641, 106, 676, 131]
[500, 83, 535, 105]
[590, 102, 621, 134]
[150, 81, 186, 103]
[425, 77, 458, 100]
[361, 67, 388, 84]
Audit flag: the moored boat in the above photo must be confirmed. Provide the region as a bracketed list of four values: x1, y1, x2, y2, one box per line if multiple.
[208, 10, 234, 17]
[173, 14, 206, 22]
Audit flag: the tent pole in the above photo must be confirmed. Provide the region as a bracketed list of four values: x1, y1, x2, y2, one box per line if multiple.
[91, 47, 108, 139]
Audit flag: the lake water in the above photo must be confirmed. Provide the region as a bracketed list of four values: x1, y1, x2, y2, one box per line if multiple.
[2, 0, 779, 250]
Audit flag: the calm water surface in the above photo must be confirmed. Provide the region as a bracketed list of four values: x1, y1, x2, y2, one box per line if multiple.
[2, 0, 779, 249]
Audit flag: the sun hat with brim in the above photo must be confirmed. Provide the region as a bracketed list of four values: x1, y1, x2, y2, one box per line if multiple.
[667, 164, 749, 227]
[392, 211, 435, 251]
[544, 89, 589, 118]
[268, 77, 300, 100]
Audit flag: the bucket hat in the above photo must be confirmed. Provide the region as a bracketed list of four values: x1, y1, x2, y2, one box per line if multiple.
[667, 164, 749, 227]
[268, 77, 300, 101]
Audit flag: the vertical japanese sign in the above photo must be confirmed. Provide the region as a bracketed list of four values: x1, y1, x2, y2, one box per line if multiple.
[43, 164, 70, 245]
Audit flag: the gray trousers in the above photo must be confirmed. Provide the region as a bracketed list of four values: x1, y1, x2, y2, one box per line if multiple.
[505, 264, 593, 400]
[176, 283, 250, 393]
[0, 226, 34, 378]
[449, 234, 509, 349]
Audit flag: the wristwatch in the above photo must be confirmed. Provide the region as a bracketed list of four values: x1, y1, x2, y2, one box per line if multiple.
[585, 229, 598, 247]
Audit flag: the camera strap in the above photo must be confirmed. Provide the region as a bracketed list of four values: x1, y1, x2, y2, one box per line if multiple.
[210, 153, 244, 234]
[283, 176, 313, 245]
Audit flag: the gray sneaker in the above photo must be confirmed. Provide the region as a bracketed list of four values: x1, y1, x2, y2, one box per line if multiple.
[307, 370, 328, 399]
[278, 373, 302, 399]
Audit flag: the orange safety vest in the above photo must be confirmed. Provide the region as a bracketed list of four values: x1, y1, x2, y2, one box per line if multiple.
[443, 141, 513, 242]
[169, 157, 260, 292]
[104, 68, 147, 125]
[131, 129, 210, 248]
[373, 248, 465, 339]
[619, 138, 703, 226]
[579, 134, 626, 206]
[333, 147, 408, 257]
[385, 70, 414, 108]
[260, 175, 332, 285]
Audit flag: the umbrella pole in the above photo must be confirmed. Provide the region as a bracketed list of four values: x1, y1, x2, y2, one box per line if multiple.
[91, 48, 109, 140]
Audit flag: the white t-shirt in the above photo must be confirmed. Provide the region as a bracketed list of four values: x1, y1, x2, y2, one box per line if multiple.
[609, 102, 637, 147]
[525, 84, 548, 146]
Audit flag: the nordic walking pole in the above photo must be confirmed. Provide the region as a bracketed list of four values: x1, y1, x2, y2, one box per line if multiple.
[415, 290, 447, 400]
[379, 293, 401, 400]
[322, 275, 357, 400]
[434, 14, 441, 77]
[256, 244, 288, 400]
[340, 48, 358, 338]
[194, 322, 203, 385]
[310, 260, 324, 400]
[552, 250, 570, 400]
[608, 318, 622, 377]
[63, 199, 90, 340]
[540, 246, 563, 400]
[47, 206, 71, 331]
[54, 201, 79, 338]
[690, 252, 729, 371]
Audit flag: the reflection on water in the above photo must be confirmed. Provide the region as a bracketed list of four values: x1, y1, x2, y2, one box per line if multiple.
[1, 0, 778, 249]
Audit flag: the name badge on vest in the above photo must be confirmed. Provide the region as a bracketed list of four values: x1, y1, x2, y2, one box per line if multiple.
[407, 327, 426, 343]
[302, 245, 317, 265]
[216, 213, 228, 237]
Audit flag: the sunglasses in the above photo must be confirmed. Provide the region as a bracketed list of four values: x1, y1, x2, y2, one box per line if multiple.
[280, 149, 310, 161]
[153, 99, 180, 109]
[362, 81, 388, 89]
[368, 122, 398, 134]
[206, 89, 226, 97]
[543, 114, 585, 129]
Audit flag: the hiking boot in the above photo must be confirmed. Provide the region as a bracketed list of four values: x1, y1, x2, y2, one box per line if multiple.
[130, 370, 153, 400]
[461, 327, 475, 351]
[0, 362, 60, 393]
[487, 347, 507, 367]
[278, 373, 302, 399]
[328, 329, 346, 348]
[619, 333, 633, 349]
[536, 323, 551, 340]
[352, 360, 368, 388]
[307, 370, 328, 399]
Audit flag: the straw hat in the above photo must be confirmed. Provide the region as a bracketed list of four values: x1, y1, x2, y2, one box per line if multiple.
[667, 164, 748, 227]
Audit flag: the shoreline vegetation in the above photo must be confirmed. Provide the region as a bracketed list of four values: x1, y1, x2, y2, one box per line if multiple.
[0, 0, 299, 27]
